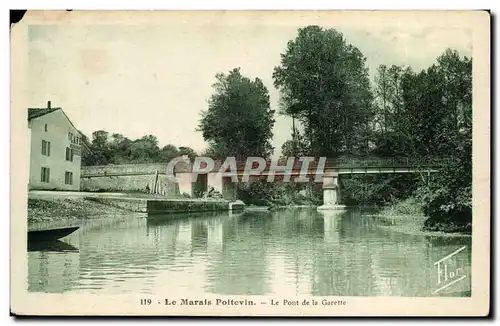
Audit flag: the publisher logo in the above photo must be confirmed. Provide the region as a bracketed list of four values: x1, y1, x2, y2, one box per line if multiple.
[434, 246, 468, 294]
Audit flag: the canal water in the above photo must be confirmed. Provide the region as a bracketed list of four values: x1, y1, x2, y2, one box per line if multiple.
[27, 209, 471, 297]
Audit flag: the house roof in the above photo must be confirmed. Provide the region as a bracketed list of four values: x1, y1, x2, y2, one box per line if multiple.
[28, 107, 84, 137]
[28, 108, 60, 121]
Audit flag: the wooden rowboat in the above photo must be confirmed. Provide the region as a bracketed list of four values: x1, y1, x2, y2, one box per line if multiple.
[28, 226, 80, 242]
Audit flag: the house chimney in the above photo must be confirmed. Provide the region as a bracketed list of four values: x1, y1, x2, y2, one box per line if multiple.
[47, 101, 51, 109]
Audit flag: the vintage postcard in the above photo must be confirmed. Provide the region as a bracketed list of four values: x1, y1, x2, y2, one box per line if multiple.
[10, 10, 490, 316]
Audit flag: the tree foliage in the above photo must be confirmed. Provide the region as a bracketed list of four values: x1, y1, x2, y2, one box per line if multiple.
[198, 67, 275, 160]
[373, 50, 472, 230]
[275, 26, 472, 232]
[82, 130, 197, 166]
[273, 26, 374, 157]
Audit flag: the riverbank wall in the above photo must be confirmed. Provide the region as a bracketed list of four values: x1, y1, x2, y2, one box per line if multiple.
[84, 196, 148, 213]
[29, 190, 245, 222]
[84, 196, 245, 216]
[81, 163, 179, 196]
[147, 199, 238, 215]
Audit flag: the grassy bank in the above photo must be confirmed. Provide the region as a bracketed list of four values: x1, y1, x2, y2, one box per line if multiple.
[28, 197, 137, 224]
[373, 198, 471, 238]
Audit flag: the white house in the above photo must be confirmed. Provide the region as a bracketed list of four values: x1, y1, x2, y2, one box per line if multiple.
[28, 101, 84, 191]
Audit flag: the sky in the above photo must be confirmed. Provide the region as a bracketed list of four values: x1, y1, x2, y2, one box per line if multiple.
[27, 19, 472, 156]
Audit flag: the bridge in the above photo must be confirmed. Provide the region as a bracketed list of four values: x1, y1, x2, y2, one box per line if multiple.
[172, 156, 448, 211]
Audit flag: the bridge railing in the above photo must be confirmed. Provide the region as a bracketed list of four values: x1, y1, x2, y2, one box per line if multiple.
[325, 157, 450, 169]
[165, 156, 451, 173]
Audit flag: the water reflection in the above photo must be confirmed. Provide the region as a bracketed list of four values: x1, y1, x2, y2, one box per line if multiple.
[27, 209, 472, 296]
[28, 240, 79, 252]
[28, 242, 80, 293]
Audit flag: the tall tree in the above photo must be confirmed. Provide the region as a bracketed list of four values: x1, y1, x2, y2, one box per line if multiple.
[81, 134, 98, 166]
[374, 64, 392, 135]
[108, 133, 132, 164]
[178, 146, 198, 161]
[92, 130, 109, 148]
[129, 135, 160, 163]
[88, 130, 110, 165]
[273, 26, 374, 157]
[373, 65, 417, 156]
[198, 67, 275, 159]
[160, 144, 180, 163]
[419, 49, 473, 231]
[281, 130, 308, 158]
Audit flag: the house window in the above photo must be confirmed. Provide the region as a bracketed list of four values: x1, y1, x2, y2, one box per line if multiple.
[41, 167, 50, 183]
[65, 171, 73, 185]
[41, 140, 51, 156]
[44, 124, 48, 132]
[65, 147, 73, 162]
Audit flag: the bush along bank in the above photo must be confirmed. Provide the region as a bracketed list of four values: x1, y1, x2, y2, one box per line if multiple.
[335, 170, 472, 235]
[236, 180, 322, 208]
[419, 144, 472, 234]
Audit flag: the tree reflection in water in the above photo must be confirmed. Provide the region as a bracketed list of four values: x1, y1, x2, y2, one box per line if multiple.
[27, 209, 471, 296]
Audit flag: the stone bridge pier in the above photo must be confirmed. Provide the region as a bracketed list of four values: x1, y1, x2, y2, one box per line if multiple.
[221, 176, 237, 201]
[317, 172, 346, 211]
[191, 174, 208, 198]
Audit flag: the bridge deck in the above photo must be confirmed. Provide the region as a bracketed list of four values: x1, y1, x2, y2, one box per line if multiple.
[81, 157, 447, 178]
[174, 157, 447, 174]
